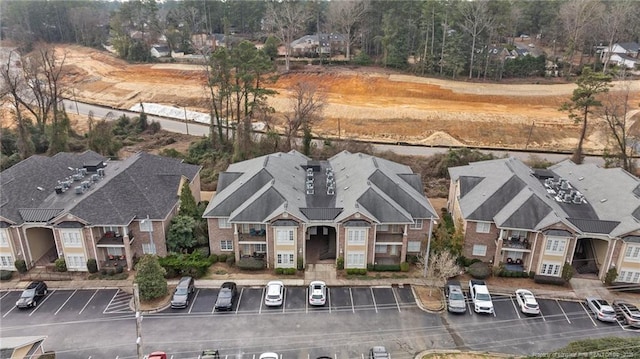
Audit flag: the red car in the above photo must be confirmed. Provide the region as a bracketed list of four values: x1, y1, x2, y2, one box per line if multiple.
[146, 352, 167, 359]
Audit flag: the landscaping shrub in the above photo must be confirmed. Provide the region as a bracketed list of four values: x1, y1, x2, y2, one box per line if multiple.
[400, 262, 410, 272]
[297, 256, 304, 270]
[158, 251, 210, 279]
[209, 254, 219, 264]
[87, 259, 98, 273]
[467, 261, 490, 279]
[226, 256, 235, 266]
[15, 259, 27, 273]
[370, 264, 401, 272]
[55, 258, 67, 272]
[115, 264, 124, 274]
[284, 268, 296, 275]
[561, 263, 574, 282]
[406, 255, 419, 264]
[218, 254, 228, 263]
[237, 258, 266, 270]
[275, 268, 284, 275]
[604, 267, 618, 286]
[457, 256, 482, 268]
[100, 268, 107, 275]
[0, 270, 13, 281]
[534, 274, 566, 286]
[196, 246, 210, 257]
[346, 268, 367, 275]
[336, 256, 344, 270]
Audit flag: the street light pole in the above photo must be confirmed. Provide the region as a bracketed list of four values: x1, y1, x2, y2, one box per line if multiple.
[183, 106, 189, 135]
[134, 283, 143, 359]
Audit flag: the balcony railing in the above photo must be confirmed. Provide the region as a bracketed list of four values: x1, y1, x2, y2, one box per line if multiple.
[502, 237, 531, 250]
[375, 232, 403, 242]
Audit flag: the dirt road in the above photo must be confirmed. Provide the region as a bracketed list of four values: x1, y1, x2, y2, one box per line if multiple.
[58, 45, 640, 152]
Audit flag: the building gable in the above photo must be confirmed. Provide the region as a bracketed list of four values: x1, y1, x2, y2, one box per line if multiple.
[468, 175, 526, 221]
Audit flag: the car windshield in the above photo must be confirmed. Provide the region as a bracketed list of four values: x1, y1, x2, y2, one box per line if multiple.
[175, 288, 188, 295]
[219, 290, 231, 298]
[267, 294, 280, 299]
[312, 293, 323, 299]
[450, 292, 464, 300]
[477, 293, 491, 301]
[21, 289, 35, 298]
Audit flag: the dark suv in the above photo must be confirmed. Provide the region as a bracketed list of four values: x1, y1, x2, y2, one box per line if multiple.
[214, 282, 237, 311]
[16, 281, 48, 309]
[171, 276, 195, 309]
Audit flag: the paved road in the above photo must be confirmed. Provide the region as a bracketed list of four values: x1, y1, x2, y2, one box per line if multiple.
[2, 284, 637, 358]
[63, 99, 605, 166]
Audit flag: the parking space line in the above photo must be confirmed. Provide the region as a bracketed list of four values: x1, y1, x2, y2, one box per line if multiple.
[556, 299, 571, 324]
[370, 287, 378, 313]
[29, 289, 55, 317]
[3, 305, 16, 318]
[189, 289, 199, 314]
[236, 288, 245, 315]
[55, 289, 77, 315]
[282, 288, 286, 313]
[259, 287, 265, 314]
[79, 289, 99, 314]
[305, 286, 308, 314]
[509, 295, 521, 320]
[103, 289, 121, 314]
[349, 288, 355, 313]
[0, 291, 10, 300]
[327, 288, 331, 314]
[539, 307, 546, 322]
[391, 287, 401, 313]
[580, 302, 598, 327]
[467, 299, 473, 316]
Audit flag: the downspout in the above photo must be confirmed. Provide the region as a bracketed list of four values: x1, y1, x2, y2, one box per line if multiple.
[528, 232, 539, 272]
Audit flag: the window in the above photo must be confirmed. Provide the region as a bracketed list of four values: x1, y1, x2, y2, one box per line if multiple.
[377, 224, 389, 232]
[624, 245, 640, 262]
[375, 245, 387, 254]
[241, 223, 266, 233]
[218, 218, 231, 229]
[66, 255, 86, 270]
[254, 243, 266, 253]
[410, 219, 423, 230]
[407, 241, 421, 252]
[107, 247, 123, 256]
[61, 231, 82, 248]
[347, 229, 366, 244]
[276, 252, 295, 268]
[220, 240, 233, 251]
[544, 238, 566, 255]
[540, 262, 561, 276]
[276, 229, 294, 244]
[103, 226, 121, 236]
[346, 251, 365, 268]
[472, 244, 487, 256]
[617, 270, 640, 283]
[139, 219, 153, 232]
[142, 243, 156, 254]
[476, 222, 490, 233]
[0, 229, 9, 247]
[0, 255, 14, 268]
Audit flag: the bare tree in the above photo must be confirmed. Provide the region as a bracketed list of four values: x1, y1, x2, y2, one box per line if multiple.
[264, 1, 312, 71]
[327, 0, 369, 61]
[459, 0, 493, 79]
[597, 77, 637, 172]
[600, 1, 634, 73]
[425, 250, 461, 286]
[283, 82, 325, 152]
[559, 0, 603, 75]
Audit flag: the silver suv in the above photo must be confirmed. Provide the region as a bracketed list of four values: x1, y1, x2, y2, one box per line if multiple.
[171, 276, 195, 309]
[444, 280, 466, 313]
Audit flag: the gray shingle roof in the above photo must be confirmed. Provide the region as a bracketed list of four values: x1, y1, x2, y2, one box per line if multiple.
[468, 175, 526, 221]
[0, 151, 201, 226]
[459, 176, 484, 198]
[567, 218, 620, 234]
[501, 195, 552, 229]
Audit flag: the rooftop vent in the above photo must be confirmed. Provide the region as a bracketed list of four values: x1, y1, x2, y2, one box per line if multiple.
[74, 186, 84, 195]
[546, 177, 583, 205]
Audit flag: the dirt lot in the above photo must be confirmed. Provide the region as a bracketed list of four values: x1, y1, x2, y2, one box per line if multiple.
[56, 45, 640, 153]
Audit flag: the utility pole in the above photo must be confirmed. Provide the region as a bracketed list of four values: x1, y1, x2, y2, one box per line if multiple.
[183, 106, 190, 135]
[134, 283, 144, 359]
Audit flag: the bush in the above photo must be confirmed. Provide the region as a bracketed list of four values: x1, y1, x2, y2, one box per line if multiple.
[604, 267, 618, 286]
[218, 254, 228, 263]
[196, 246, 210, 257]
[369, 264, 401, 272]
[346, 268, 367, 275]
[284, 268, 296, 275]
[336, 256, 344, 270]
[87, 259, 98, 273]
[135, 255, 168, 302]
[158, 252, 211, 279]
[55, 258, 67, 272]
[561, 263, 574, 282]
[209, 254, 219, 264]
[0, 270, 13, 281]
[115, 264, 124, 274]
[100, 268, 107, 275]
[457, 256, 482, 268]
[237, 258, 266, 270]
[467, 261, 490, 279]
[534, 274, 566, 286]
[400, 262, 410, 272]
[275, 268, 284, 275]
[406, 255, 419, 264]
[297, 256, 304, 270]
[226, 256, 235, 266]
[15, 259, 27, 273]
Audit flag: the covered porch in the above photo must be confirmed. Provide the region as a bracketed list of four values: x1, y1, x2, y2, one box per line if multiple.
[96, 232, 133, 270]
[374, 243, 403, 265]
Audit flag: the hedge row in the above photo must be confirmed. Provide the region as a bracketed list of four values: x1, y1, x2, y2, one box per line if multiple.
[275, 267, 296, 275]
[533, 274, 566, 286]
[236, 258, 266, 271]
[158, 251, 211, 278]
[346, 268, 367, 275]
[498, 270, 530, 278]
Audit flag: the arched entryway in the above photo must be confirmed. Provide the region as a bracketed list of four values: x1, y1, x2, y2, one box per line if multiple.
[24, 227, 57, 267]
[572, 238, 608, 278]
[306, 225, 336, 264]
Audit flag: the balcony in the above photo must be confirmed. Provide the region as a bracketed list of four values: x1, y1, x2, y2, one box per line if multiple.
[502, 237, 530, 250]
[375, 232, 403, 243]
[238, 228, 266, 241]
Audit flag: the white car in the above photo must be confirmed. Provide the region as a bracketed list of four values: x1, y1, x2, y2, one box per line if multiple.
[264, 281, 284, 307]
[308, 281, 327, 306]
[515, 289, 540, 315]
[586, 296, 616, 322]
[258, 353, 279, 359]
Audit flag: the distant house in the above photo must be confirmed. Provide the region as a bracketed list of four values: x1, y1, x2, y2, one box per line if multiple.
[191, 33, 217, 52]
[290, 33, 347, 57]
[203, 150, 437, 272]
[0, 151, 201, 272]
[150, 45, 170, 58]
[601, 42, 640, 69]
[0, 336, 47, 358]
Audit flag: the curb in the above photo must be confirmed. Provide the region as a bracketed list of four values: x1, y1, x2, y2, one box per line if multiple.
[412, 286, 445, 314]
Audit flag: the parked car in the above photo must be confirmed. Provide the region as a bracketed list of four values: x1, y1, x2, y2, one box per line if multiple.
[258, 353, 279, 359]
[308, 280, 327, 306]
[444, 280, 466, 314]
[369, 346, 390, 359]
[199, 349, 220, 359]
[215, 282, 237, 311]
[586, 296, 616, 322]
[16, 281, 48, 309]
[612, 300, 640, 328]
[171, 276, 195, 309]
[264, 281, 285, 307]
[146, 352, 167, 359]
[515, 289, 540, 315]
